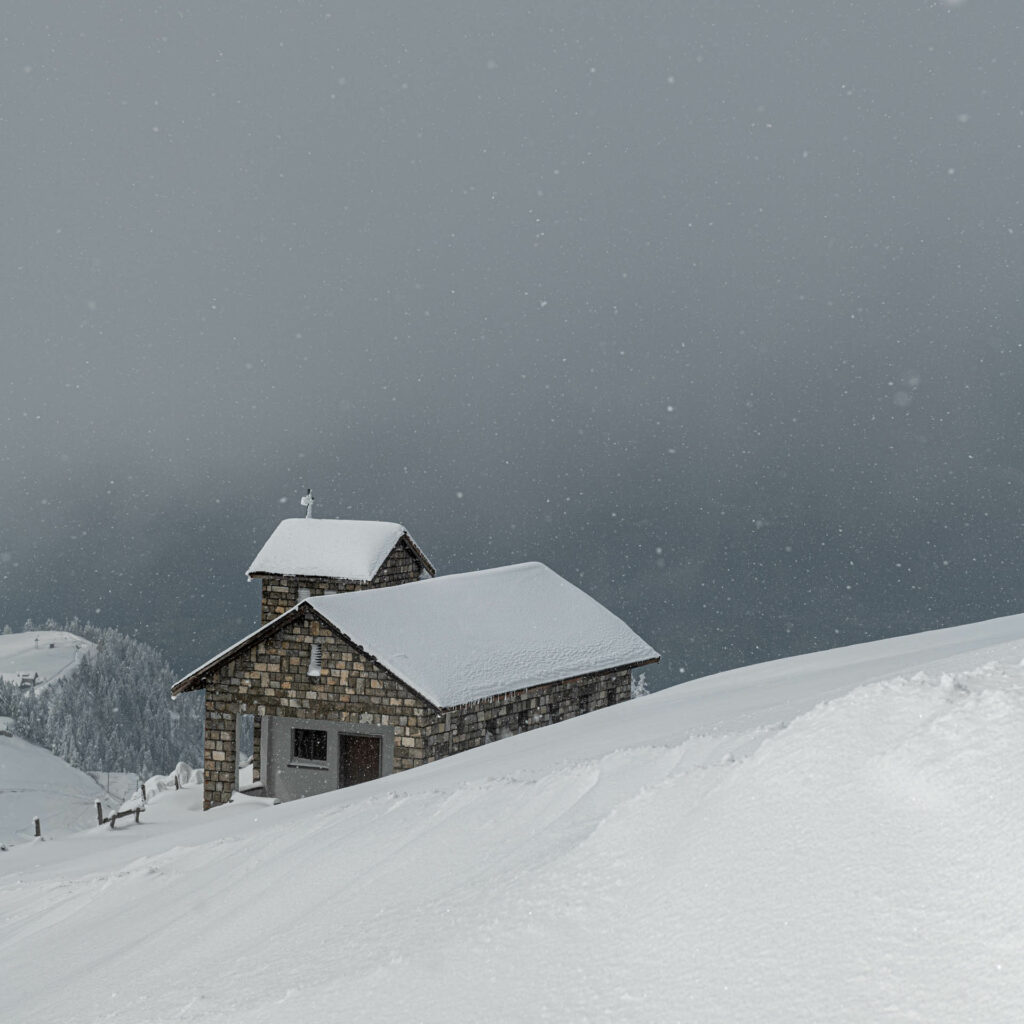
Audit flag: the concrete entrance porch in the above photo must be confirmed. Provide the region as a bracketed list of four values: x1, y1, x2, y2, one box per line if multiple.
[248, 714, 395, 802]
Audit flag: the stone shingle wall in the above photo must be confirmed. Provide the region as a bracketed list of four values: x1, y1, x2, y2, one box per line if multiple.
[425, 668, 632, 760]
[371, 539, 425, 587]
[202, 607, 437, 809]
[255, 537, 426, 623]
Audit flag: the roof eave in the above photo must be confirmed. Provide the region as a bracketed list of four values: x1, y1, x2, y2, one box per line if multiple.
[619, 654, 661, 672]
[170, 605, 307, 697]
[245, 569, 373, 584]
[400, 532, 436, 577]
[432, 652, 662, 710]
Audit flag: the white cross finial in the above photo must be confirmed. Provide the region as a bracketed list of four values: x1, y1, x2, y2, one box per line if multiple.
[300, 488, 315, 518]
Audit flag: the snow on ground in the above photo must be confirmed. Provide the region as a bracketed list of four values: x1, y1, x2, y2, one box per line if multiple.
[3, 613, 1024, 1022]
[0, 630, 95, 693]
[0, 735, 119, 844]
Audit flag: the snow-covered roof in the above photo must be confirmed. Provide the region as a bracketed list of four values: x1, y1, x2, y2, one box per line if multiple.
[173, 562, 658, 705]
[247, 518, 431, 582]
[306, 562, 658, 707]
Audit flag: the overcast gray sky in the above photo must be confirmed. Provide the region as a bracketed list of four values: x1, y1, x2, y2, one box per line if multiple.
[3, 1, 1023, 686]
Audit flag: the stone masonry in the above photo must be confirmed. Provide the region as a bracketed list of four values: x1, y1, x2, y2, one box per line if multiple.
[428, 667, 632, 760]
[253, 537, 426, 623]
[199, 604, 636, 809]
[201, 606, 434, 809]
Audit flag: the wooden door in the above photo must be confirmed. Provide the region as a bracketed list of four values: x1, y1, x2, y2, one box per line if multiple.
[340, 734, 381, 788]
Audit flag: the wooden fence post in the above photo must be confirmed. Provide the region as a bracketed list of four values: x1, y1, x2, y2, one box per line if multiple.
[141, 782, 147, 802]
[174, 775, 180, 790]
[33, 817, 40, 838]
[96, 800, 104, 827]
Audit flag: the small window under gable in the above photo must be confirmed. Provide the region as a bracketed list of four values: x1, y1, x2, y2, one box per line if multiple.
[308, 642, 322, 676]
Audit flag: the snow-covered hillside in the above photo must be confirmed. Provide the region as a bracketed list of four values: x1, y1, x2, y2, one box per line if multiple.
[0, 630, 94, 693]
[3, 614, 1024, 1022]
[0, 734, 118, 844]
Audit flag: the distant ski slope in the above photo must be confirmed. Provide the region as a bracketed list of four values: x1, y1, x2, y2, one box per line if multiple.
[0, 630, 95, 693]
[2, 613, 1024, 1023]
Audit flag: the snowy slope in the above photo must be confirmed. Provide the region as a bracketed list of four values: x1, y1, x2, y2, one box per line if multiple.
[3, 613, 1024, 1022]
[0, 735, 118, 844]
[0, 630, 94, 693]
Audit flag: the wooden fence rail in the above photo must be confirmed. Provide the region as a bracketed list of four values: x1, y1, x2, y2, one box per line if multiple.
[95, 800, 144, 829]
[27, 775, 184, 838]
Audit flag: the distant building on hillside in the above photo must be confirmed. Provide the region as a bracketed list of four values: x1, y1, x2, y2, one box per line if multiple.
[17, 672, 39, 691]
[173, 502, 659, 810]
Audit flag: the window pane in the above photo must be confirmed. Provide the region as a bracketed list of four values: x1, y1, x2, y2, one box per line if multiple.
[293, 728, 327, 761]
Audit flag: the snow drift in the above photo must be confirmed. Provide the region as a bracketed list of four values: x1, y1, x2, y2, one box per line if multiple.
[3, 614, 1024, 1022]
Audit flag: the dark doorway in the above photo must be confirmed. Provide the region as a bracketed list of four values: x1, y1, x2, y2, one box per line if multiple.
[340, 734, 381, 788]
